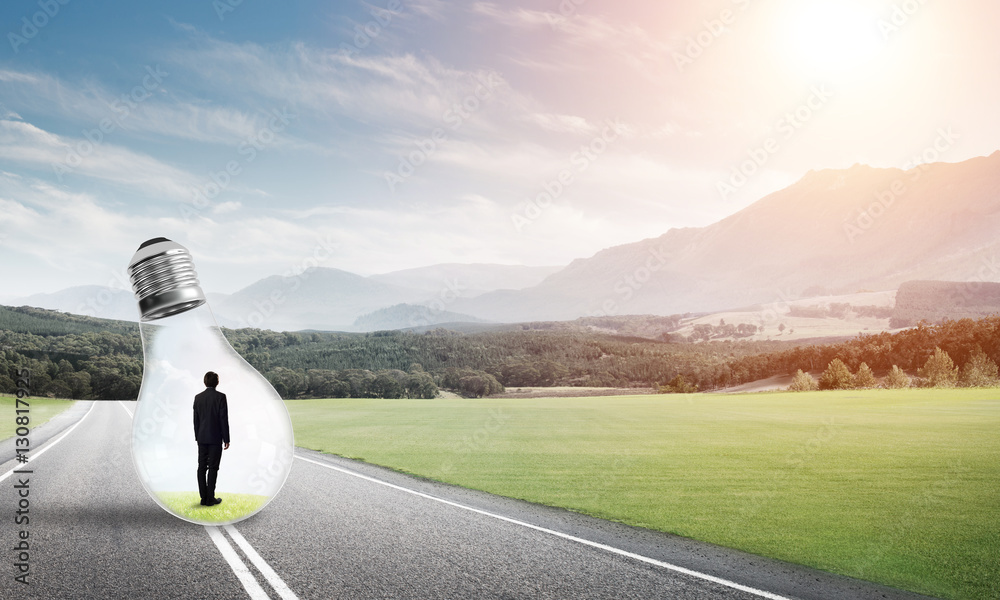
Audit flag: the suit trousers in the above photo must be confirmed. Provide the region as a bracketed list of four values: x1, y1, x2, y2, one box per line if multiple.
[197, 444, 224, 500]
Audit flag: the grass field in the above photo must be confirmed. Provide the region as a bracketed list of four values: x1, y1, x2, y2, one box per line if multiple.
[157, 491, 269, 524]
[0, 394, 76, 440]
[287, 389, 1000, 600]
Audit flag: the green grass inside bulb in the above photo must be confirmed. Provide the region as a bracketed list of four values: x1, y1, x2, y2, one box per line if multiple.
[156, 491, 269, 523]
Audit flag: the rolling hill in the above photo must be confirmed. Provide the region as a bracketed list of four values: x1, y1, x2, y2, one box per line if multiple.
[13, 153, 1000, 331]
[212, 268, 423, 330]
[351, 303, 488, 331]
[369, 263, 561, 297]
[13, 264, 564, 331]
[454, 152, 1000, 321]
[892, 280, 1000, 327]
[15, 285, 139, 322]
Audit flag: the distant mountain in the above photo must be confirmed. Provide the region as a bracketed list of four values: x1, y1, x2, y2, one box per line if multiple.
[398, 315, 687, 338]
[892, 281, 1000, 327]
[11, 286, 237, 325]
[351, 303, 488, 331]
[213, 267, 426, 331]
[16, 263, 562, 331]
[14, 286, 138, 322]
[15, 153, 1000, 330]
[370, 264, 562, 297]
[455, 152, 1000, 321]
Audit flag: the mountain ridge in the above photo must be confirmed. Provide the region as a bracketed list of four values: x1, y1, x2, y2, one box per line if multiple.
[13, 152, 1000, 330]
[452, 152, 1000, 321]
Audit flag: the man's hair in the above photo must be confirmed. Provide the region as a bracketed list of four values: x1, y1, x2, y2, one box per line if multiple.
[204, 371, 220, 388]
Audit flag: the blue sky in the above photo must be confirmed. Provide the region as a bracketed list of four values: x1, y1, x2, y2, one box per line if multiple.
[1, 0, 998, 296]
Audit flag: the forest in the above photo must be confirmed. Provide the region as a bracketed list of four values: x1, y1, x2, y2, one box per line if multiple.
[1, 304, 998, 399]
[720, 316, 1000, 388]
[0, 305, 772, 399]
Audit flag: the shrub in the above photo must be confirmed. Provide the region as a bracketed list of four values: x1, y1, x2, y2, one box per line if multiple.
[819, 359, 854, 390]
[854, 363, 877, 389]
[659, 374, 698, 394]
[787, 369, 818, 391]
[960, 349, 999, 388]
[883, 365, 911, 389]
[919, 347, 959, 388]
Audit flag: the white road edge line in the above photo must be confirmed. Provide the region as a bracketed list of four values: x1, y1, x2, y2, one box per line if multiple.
[120, 401, 297, 600]
[0, 401, 97, 483]
[206, 526, 272, 600]
[118, 400, 134, 417]
[225, 525, 301, 600]
[295, 454, 794, 600]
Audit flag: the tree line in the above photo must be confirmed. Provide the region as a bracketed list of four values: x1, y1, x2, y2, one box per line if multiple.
[719, 316, 1000, 390]
[787, 345, 998, 391]
[0, 306, 775, 399]
[3, 304, 998, 400]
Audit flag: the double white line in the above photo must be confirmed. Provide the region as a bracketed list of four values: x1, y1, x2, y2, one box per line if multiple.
[206, 524, 299, 600]
[117, 401, 299, 600]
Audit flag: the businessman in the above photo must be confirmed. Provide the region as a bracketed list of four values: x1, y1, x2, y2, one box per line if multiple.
[193, 371, 230, 506]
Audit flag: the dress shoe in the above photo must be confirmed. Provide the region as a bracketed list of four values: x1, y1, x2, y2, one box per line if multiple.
[213, 497, 222, 505]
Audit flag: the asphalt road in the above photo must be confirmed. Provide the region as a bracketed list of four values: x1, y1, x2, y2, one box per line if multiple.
[0, 401, 938, 600]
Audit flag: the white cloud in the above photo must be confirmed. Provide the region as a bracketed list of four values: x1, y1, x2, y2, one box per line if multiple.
[0, 175, 161, 277]
[522, 113, 601, 135]
[470, 3, 552, 28]
[0, 70, 42, 84]
[402, 0, 448, 19]
[0, 68, 271, 145]
[212, 201, 242, 215]
[471, 0, 671, 81]
[472, 2, 670, 60]
[0, 119, 199, 202]
[460, 194, 497, 211]
[168, 38, 529, 140]
[0, 16, 738, 296]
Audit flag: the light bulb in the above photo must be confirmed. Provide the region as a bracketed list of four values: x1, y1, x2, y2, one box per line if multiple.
[127, 237, 293, 525]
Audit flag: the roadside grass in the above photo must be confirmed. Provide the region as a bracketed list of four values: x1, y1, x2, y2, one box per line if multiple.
[287, 388, 1000, 600]
[157, 491, 269, 523]
[0, 394, 76, 439]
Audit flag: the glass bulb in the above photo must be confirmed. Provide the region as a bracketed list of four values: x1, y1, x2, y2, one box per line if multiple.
[127, 238, 293, 525]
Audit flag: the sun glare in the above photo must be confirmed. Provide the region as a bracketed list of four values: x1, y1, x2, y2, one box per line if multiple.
[781, 0, 883, 78]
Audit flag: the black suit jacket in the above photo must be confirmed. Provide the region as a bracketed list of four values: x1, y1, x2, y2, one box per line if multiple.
[193, 387, 230, 445]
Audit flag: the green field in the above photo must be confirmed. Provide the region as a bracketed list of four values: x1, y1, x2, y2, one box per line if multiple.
[0, 394, 76, 439]
[156, 491, 269, 524]
[287, 389, 1000, 600]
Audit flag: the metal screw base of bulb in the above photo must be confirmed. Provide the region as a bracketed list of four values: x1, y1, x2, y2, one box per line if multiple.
[128, 238, 207, 320]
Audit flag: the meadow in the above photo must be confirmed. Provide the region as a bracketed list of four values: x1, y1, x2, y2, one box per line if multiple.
[157, 491, 269, 524]
[287, 389, 1000, 600]
[0, 394, 76, 439]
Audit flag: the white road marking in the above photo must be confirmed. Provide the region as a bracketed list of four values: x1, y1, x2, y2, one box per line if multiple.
[0, 401, 96, 483]
[120, 400, 298, 600]
[206, 526, 271, 600]
[118, 400, 134, 417]
[225, 525, 301, 600]
[295, 453, 795, 600]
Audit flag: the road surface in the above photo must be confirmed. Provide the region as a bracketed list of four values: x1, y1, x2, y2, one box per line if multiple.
[0, 401, 936, 599]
